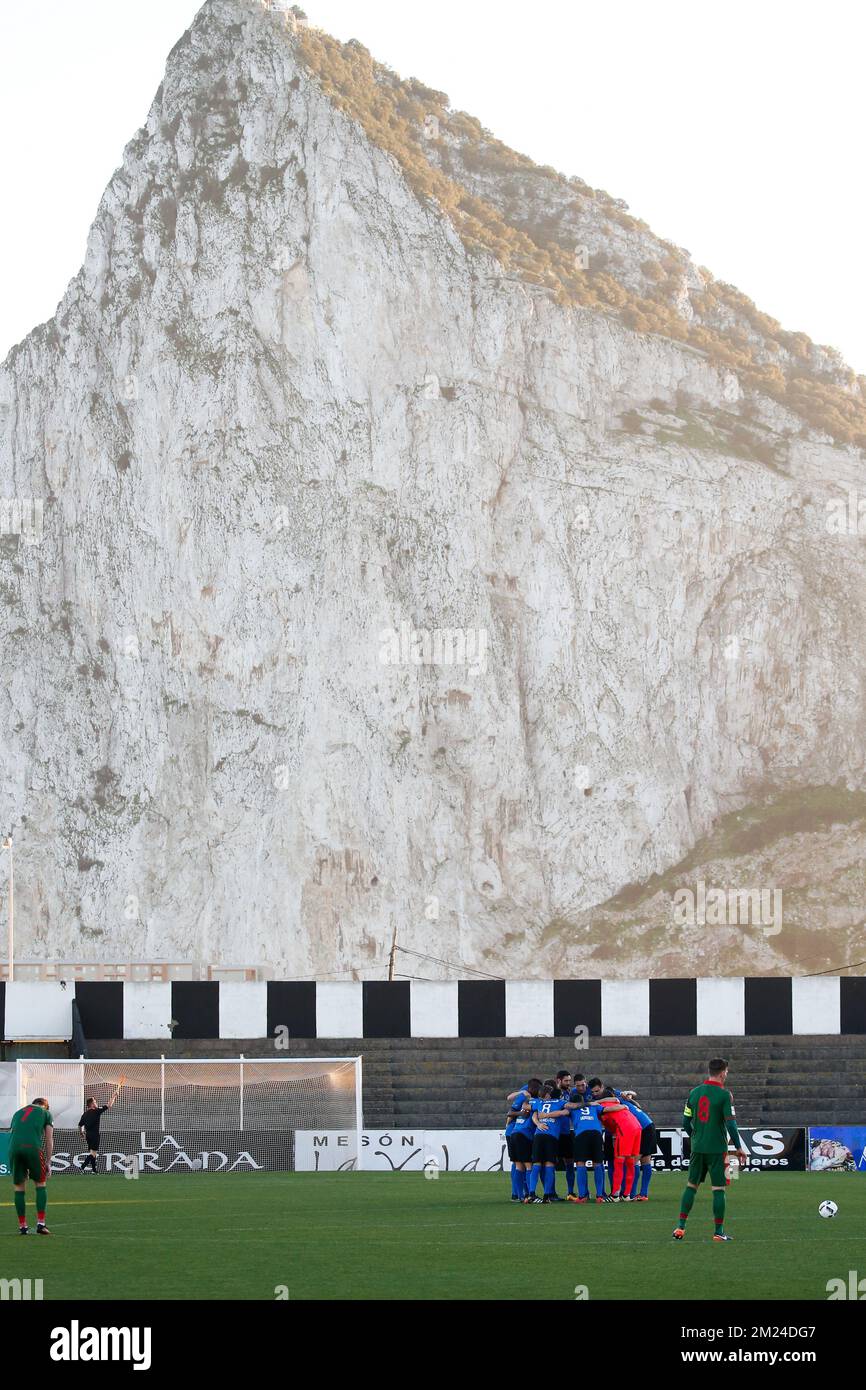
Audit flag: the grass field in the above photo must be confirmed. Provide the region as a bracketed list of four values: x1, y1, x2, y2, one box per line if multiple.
[2, 1172, 864, 1301]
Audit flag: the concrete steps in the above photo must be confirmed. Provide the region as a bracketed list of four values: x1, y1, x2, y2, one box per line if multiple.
[86, 1035, 866, 1128]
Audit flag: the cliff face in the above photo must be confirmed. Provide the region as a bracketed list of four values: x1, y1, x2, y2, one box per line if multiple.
[2, 0, 865, 979]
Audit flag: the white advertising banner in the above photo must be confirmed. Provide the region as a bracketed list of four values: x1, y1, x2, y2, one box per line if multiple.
[296, 1127, 808, 1173]
[296, 1129, 508, 1172]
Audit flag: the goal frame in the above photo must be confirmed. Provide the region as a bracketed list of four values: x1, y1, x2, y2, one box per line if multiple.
[15, 1054, 365, 1172]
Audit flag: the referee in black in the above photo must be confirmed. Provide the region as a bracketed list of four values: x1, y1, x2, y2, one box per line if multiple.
[78, 1095, 116, 1173]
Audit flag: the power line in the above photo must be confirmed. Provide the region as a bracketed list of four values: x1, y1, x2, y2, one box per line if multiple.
[395, 945, 504, 981]
[802, 959, 866, 977]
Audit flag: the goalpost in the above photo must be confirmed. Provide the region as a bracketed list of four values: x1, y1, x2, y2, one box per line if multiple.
[15, 1057, 363, 1174]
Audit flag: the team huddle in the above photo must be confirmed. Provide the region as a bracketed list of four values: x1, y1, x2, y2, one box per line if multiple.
[505, 1057, 747, 1241]
[505, 1071, 656, 1205]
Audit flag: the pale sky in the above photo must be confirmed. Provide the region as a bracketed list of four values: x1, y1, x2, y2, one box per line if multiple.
[1, 0, 863, 372]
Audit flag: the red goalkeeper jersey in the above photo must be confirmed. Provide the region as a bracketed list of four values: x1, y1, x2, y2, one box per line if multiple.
[598, 1099, 642, 1143]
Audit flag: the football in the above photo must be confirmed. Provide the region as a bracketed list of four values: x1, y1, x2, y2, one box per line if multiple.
[818, 1200, 838, 1219]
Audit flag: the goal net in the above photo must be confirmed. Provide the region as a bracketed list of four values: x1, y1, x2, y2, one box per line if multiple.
[15, 1057, 363, 1174]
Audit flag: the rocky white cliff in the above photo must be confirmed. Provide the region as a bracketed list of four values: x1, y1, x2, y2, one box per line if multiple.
[1, 0, 865, 979]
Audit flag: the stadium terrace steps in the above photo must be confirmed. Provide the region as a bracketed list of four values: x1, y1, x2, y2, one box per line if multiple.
[85, 1036, 865, 1128]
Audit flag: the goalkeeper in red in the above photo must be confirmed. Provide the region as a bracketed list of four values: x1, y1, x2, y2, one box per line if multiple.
[9, 1097, 53, 1235]
[672, 1058, 747, 1243]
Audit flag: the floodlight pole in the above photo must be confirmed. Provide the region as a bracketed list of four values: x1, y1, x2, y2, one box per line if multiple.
[3, 836, 12, 983]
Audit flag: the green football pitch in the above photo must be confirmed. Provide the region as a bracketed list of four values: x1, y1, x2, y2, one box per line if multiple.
[2, 1172, 863, 1301]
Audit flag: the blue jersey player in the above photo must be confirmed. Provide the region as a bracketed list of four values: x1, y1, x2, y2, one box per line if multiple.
[505, 1079, 542, 1201]
[565, 1089, 611, 1202]
[528, 1083, 569, 1204]
[554, 1070, 576, 1195]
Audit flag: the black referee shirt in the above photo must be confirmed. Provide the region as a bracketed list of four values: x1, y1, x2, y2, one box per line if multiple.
[79, 1105, 108, 1139]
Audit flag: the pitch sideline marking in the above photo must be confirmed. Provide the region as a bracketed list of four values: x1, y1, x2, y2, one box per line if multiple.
[0, 1199, 188, 1208]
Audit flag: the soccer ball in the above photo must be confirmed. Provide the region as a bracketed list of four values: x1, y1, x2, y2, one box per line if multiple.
[818, 1200, 838, 1219]
[190, 1158, 204, 1171]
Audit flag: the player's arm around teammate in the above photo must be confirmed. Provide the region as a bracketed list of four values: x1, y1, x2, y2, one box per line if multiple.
[596, 1090, 642, 1200]
[553, 1071, 577, 1197]
[505, 1079, 542, 1201]
[509, 1100, 537, 1201]
[620, 1094, 657, 1200]
[564, 1091, 609, 1202]
[528, 1086, 569, 1204]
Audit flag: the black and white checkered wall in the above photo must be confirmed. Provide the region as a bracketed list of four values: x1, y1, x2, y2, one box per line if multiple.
[2, 977, 865, 1041]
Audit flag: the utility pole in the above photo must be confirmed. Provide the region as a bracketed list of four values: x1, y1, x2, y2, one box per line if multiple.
[3, 835, 12, 983]
[388, 923, 398, 982]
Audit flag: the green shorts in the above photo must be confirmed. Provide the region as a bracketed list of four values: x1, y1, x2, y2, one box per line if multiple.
[687, 1152, 727, 1187]
[9, 1145, 47, 1185]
